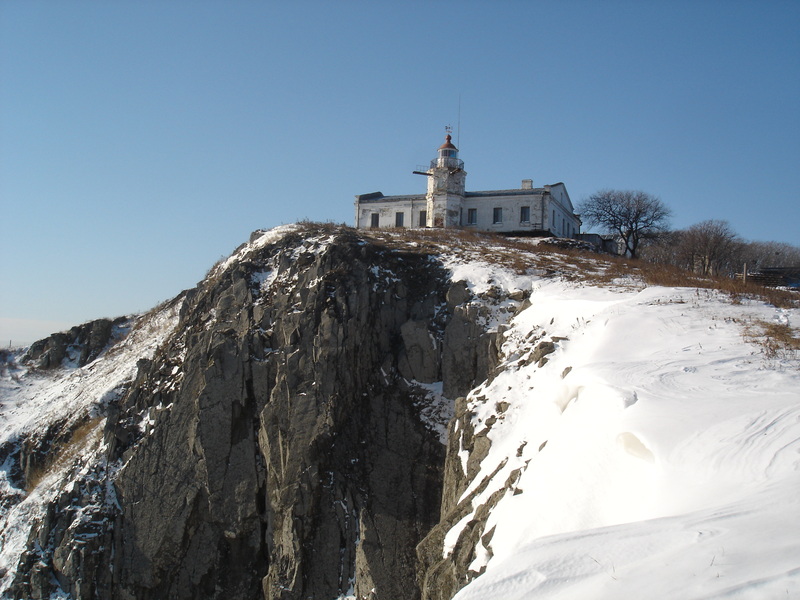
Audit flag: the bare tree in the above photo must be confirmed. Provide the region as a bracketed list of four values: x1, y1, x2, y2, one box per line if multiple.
[740, 241, 800, 271]
[639, 230, 689, 268]
[641, 221, 799, 277]
[578, 189, 671, 258]
[682, 220, 743, 276]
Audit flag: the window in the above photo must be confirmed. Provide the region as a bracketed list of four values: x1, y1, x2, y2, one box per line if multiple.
[520, 206, 530, 223]
[419, 210, 427, 227]
[370, 213, 379, 228]
[395, 212, 405, 227]
[467, 208, 477, 225]
[493, 207, 503, 224]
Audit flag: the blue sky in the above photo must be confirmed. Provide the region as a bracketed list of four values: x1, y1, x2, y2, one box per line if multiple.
[2, 1, 798, 345]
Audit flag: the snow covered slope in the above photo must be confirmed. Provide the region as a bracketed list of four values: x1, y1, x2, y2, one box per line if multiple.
[0, 299, 182, 593]
[442, 275, 800, 599]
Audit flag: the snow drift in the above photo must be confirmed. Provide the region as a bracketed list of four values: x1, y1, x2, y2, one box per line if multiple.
[445, 280, 800, 599]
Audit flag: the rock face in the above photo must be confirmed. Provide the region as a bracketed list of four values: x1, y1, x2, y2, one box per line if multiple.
[416, 394, 510, 600]
[23, 317, 130, 369]
[8, 225, 512, 600]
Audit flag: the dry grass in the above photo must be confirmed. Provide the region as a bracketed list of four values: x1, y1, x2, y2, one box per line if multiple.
[362, 228, 568, 275]
[355, 226, 799, 310]
[743, 320, 800, 361]
[635, 262, 799, 309]
[25, 416, 104, 493]
[198, 222, 799, 310]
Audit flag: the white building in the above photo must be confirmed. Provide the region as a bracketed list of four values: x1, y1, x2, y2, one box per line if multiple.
[354, 133, 581, 237]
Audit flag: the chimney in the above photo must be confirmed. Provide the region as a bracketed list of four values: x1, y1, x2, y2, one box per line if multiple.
[521, 179, 533, 189]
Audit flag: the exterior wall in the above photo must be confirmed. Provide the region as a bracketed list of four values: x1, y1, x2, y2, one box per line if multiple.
[355, 187, 581, 237]
[577, 233, 620, 254]
[544, 184, 580, 238]
[427, 191, 463, 228]
[427, 165, 466, 228]
[462, 193, 546, 233]
[355, 196, 426, 229]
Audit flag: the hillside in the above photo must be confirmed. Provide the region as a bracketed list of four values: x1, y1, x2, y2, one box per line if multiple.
[1, 223, 798, 599]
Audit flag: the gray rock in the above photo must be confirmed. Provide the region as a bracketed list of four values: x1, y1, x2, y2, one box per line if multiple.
[398, 319, 440, 383]
[9, 225, 456, 600]
[446, 280, 471, 308]
[23, 316, 129, 369]
[441, 305, 500, 399]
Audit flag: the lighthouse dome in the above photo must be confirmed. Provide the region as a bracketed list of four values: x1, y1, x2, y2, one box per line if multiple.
[438, 134, 458, 162]
[439, 134, 457, 151]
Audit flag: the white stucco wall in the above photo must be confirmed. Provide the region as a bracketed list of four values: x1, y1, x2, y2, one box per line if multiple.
[355, 183, 581, 237]
[545, 183, 580, 237]
[355, 196, 427, 229]
[462, 193, 546, 232]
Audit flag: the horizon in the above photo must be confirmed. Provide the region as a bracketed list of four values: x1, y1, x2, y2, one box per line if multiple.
[2, 1, 798, 345]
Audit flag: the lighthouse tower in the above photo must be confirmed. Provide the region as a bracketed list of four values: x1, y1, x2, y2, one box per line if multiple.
[426, 132, 466, 227]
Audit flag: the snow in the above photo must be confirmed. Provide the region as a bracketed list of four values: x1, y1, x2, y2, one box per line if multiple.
[410, 381, 453, 444]
[446, 278, 800, 599]
[0, 299, 182, 595]
[440, 254, 532, 332]
[0, 303, 180, 449]
[444, 256, 530, 298]
[212, 224, 302, 276]
[213, 224, 338, 282]
[2, 227, 799, 599]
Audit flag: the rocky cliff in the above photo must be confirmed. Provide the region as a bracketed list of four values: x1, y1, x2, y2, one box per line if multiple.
[23, 317, 131, 370]
[7, 224, 799, 600]
[2, 224, 521, 600]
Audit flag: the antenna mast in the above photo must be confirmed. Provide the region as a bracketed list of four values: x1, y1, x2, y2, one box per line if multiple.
[457, 93, 461, 149]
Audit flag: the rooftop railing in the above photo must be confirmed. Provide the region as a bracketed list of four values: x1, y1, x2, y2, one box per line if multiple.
[430, 157, 464, 170]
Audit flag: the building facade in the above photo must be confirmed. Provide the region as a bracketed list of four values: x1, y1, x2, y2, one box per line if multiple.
[354, 134, 581, 237]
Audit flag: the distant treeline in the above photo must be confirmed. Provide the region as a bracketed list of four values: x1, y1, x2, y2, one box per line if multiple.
[640, 219, 800, 277]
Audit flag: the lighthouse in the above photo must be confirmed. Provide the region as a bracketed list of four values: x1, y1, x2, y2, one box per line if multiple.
[354, 131, 580, 238]
[425, 132, 466, 227]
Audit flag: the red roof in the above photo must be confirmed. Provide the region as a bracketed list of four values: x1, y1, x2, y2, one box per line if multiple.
[439, 134, 457, 150]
